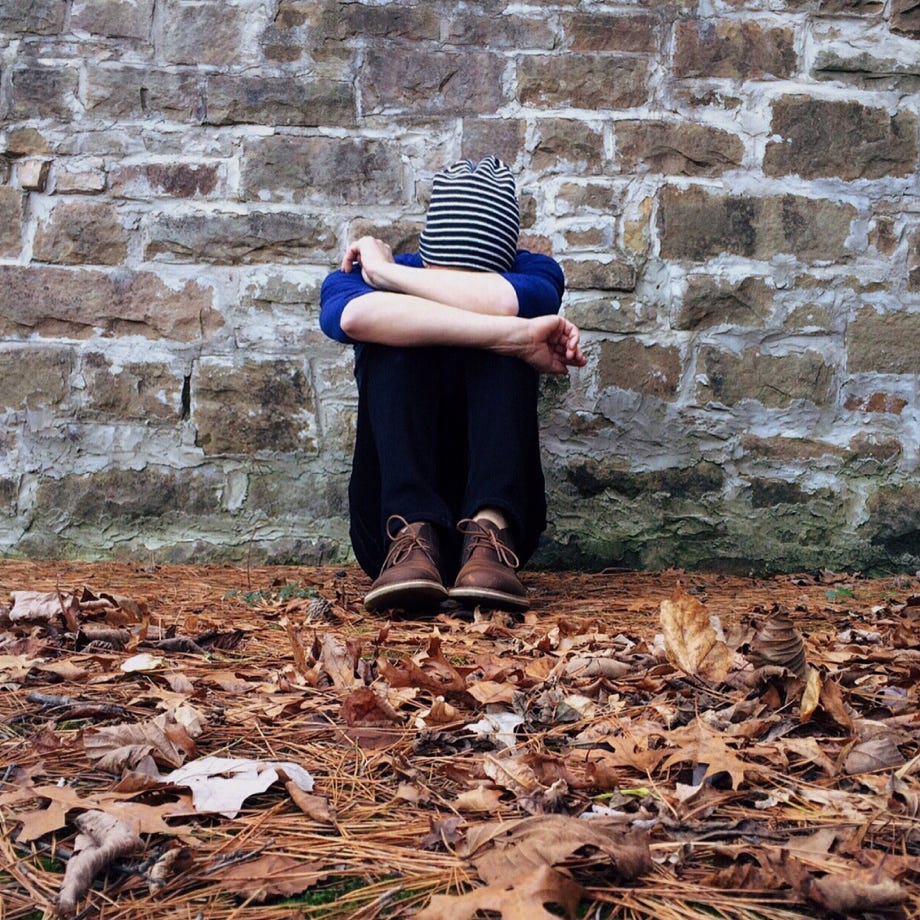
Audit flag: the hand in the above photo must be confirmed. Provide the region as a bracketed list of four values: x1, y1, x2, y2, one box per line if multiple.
[341, 236, 395, 289]
[509, 315, 587, 375]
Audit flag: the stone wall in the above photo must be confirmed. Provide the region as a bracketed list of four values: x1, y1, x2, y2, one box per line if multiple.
[1, 0, 919, 573]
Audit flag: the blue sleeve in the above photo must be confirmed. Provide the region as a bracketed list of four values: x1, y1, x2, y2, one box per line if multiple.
[505, 251, 565, 318]
[319, 254, 423, 344]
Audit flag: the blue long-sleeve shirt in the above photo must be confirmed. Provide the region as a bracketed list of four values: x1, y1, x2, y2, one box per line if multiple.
[319, 250, 566, 345]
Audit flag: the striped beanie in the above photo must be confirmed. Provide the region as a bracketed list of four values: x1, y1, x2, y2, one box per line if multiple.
[419, 156, 520, 273]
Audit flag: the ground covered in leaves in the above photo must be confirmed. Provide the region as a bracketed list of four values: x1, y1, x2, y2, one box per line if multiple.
[1, 560, 919, 920]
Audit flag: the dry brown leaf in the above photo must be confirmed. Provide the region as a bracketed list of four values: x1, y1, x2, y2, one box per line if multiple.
[58, 810, 142, 915]
[340, 686, 402, 726]
[661, 721, 757, 789]
[467, 680, 517, 705]
[483, 755, 542, 797]
[416, 865, 584, 920]
[659, 587, 732, 682]
[285, 782, 335, 823]
[819, 677, 854, 731]
[455, 785, 504, 813]
[9, 590, 79, 624]
[16, 799, 69, 842]
[465, 815, 651, 885]
[844, 731, 906, 775]
[318, 633, 361, 689]
[805, 872, 906, 914]
[800, 666, 822, 721]
[748, 608, 808, 677]
[217, 854, 328, 901]
[84, 713, 196, 773]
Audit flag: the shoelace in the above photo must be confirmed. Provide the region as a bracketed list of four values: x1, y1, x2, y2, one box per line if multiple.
[381, 515, 437, 569]
[456, 518, 520, 569]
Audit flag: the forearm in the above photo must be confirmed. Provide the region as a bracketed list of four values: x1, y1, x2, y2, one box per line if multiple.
[362, 261, 519, 316]
[340, 291, 519, 349]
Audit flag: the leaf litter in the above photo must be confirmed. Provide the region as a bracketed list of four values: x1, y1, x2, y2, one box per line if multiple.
[1, 561, 919, 919]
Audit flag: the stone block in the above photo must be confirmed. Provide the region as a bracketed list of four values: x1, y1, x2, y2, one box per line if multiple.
[461, 119, 526, 166]
[562, 225, 613, 251]
[71, 0, 154, 39]
[675, 276, 773, 330]
[445, 10, 555, 48]
[9, 64, 78, 120]
[259, 0, 333, 63]
[205, 75, 354, 127]
[764, 96, 918, 180]
[0, 0, 65, 34]
[81, 353, 183, 420]
[813, 44, 920, 91]
[4, 127, 49, 156]
[0, 346, 72, 409]
[697, 347, 834, 408]
[616, 121, 744, 176]
[555, 182, 623, 216]
[53, 159, 108, 194]
[518, 55, 649, 109]
[194, 359, 316, 455]
[657, 187, 855, 262]
[362, 48, 505, 115]
[561, 259, 637, 291]
[597, 338, 681, 400]
[145, 210, 338, 263]
[748, 478, 827, 508]
[347, 220, 421, 256]
[17, 158, 50, 191]
[844, 392, 909, 414]
[160, 0, 248, 66]
[109, 162, 219, 199]
[564, 296, 660, 334]
[910, 227, 920, 291]
[848, 434, 903, 463]
[864, 483, 920, 555]
[241, 135, 402, 205]
[532, 119, 604, 172]
[0, 266, 222, 341]
[847, 307, 920, 374]
[892, 0, 920, 36]
[34, 468, 222, 528]
[0, 188, 23, 258]
[33, 202, 128, 266]
[740, 434, 848, 461]
[333, 3, 438, 40]
[562, 11, 659, 52]
[567, 457, 723, 498]
[674, 21, 796, 79]
[86, 65, 203, 121]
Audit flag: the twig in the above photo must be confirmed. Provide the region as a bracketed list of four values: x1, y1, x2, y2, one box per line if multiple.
[200, 838, 276, 875]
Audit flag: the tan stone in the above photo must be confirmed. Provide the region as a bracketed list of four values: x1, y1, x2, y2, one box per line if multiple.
[674, 20, 797, 79]
[54, 160, 107, 194]
[519, 55, 649, 109]
[532, 119, 604, 172]
[194, 359, 317, 455]
[18, 158, 51, 191]
[675, 276, 773, 330]
[5, 128, 49, 156]
[892, 0, 920, 36]
[10, 65, 79, 120]
[616, 120, 744, 176]
[0, 347, 73, 409]
[0, 266, 222, 342]
[740, 434, 848, 461]
[86, 65, 203, 121]
[697, 348, 834, 408]
[205, 76, 354, 127]
[658, 187, 855, 262]
[160, 0, 247, 67]
[764, 96, 918, 180]
[445, 10, 555, 48]
[561, 259, 637, 291]
[461, 119, 527, 167]
[109, 163, 219, 199]
[71, 0, 155, 38]
[847, 308, 920, 374]
[597, 339, 681, 400]
[81, 353, 183, 420]
[33, 202, 128, 266]
[555, 182, 623, 216]
[563, 11, 659, 52]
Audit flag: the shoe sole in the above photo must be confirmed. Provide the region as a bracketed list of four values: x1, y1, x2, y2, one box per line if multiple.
[364, 579, 449, 613]
[448, 587, 530, 611]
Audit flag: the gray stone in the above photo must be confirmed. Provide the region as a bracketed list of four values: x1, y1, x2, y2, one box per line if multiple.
[241, 135, 402, 205]
[892, 0, 920, 36]
[33, 202, 128, 265]
[160, 0, 247, 67]
[764, 96, 918, 180]
[362, 48, 505, 115]
[145, 211, 338, 264]
[461, 119, 526, 166]
[658, 187, 856, 262]
[864, 484, 920, 557]
[109, 163, 219, 199]
[697, 348, 834, 408]
[85, 65, 203, 121]
[675, 276, 773, 330]
[597, 339, 681, 400]
[9, 64, 79, 120]
[847, 308, 920, 374]
[566, 457, 723, 498]
[194, 359, 317, 455]
[71, 0, 154, 39]
[0, 266, 222, 341]
[0, 346, 72, 409]
[616, 121, 744, 176]
[0, 188, 23, 258]
[518, 55, 649, 109]
[445, 10, 555, 49]
[205, 75, 354, 127]
[561, 259, 637, 291]
[0, 0, 65, 34]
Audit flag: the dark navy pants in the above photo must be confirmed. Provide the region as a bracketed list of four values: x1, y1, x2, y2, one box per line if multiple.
[348, 343, 547, 579]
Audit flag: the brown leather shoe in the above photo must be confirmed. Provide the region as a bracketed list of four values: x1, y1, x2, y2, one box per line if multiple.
[449, 518, 529, 611]
[364, 516, 448, 613]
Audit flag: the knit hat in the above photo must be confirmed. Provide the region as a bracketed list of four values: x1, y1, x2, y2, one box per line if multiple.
[418, 156, 520, 273]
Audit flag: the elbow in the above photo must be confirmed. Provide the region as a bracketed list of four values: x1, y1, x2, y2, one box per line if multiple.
[339, 301, 368, 340]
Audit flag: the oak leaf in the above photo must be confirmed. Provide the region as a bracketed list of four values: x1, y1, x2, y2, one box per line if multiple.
[659, 587, 732, 682]
[217, 854, 328, 901]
